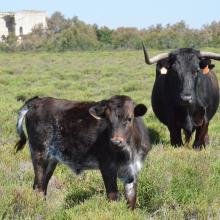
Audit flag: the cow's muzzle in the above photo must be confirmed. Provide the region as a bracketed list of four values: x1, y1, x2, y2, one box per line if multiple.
[180, 94, 193, 105]
[110, 137, 125, 148]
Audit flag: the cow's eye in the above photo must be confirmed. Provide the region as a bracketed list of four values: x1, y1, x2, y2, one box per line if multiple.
[123, 117, 132, 126]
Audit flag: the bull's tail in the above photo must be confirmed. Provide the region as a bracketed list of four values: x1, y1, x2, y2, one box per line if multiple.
[15, 96, 38, 152]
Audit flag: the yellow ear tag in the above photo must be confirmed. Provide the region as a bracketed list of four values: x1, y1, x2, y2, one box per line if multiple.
[202, 66, 209, 74]
[160, 67, 167, 74]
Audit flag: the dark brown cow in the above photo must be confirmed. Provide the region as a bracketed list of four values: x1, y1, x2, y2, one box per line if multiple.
[15, 95, 150, 209]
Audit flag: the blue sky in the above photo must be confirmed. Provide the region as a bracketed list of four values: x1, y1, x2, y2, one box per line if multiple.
[1, 0, 220, 29]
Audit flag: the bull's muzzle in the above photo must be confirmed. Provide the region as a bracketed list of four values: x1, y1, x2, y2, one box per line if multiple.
[180, 94, 193, 105]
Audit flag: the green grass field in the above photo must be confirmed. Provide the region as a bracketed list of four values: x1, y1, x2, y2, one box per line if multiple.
[1, 49, 220, 219]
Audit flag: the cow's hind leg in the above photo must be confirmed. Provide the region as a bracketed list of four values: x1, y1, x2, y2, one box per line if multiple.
[31, 148, 58, 195]
[31, 150, 47, 192]
[42, 159, 58, 196]
[193, 122, 209, 150]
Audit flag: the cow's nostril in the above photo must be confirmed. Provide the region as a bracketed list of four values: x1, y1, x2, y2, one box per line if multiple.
[180, 94, 192, 103]
[111, 139, 122, 145]
[111, 138, 125, 147]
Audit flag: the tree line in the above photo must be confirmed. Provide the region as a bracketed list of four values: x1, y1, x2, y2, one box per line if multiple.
[1, 11, 220, 51]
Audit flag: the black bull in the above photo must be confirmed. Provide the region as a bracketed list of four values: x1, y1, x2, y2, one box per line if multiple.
[143, 45, 220, 149]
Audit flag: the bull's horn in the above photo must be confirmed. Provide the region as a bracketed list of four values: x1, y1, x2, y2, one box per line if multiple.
[142, 43, 169, 64]
[200, 51, 220, 61]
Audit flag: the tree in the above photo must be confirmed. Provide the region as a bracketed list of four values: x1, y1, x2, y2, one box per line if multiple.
[47, 11, 69, 33]
[95, 25, 113, 45]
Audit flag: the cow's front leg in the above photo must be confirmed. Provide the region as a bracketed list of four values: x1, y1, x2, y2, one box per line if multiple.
[168, 126, 183, 146]
[124, 182, 137, 210]
[100, 164, 119, 201]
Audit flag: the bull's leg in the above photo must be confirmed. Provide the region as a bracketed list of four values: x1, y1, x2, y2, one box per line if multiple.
[100, 164, 119, 201]
[168, 126, 183, 146]
[193, 122, 209, 149]
[184, 128, 195, 145]
[184, 131, 192, 144]
[204, 133, 209, 146]
[124, 182, 137, 210]
[42, 159, 58, 196]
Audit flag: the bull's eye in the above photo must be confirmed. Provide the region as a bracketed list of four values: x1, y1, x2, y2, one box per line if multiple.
[192, 71, 197, 77]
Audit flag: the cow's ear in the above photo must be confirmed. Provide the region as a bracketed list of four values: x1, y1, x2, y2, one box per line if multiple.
[134, 104, 147, 117]
[89, 100, 107, 120]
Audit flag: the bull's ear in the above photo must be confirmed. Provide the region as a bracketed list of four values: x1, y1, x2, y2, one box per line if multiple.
[199, 59, 215, 69]
[134, 104, 147, 117]
[89, 100, 107, 120]
[199, 59, 215, 74]
[209, 64, 215, 69]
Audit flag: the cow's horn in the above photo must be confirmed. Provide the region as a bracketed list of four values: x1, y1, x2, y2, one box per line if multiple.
[200, 51, 220, 61]
[142, 43, 169, 64]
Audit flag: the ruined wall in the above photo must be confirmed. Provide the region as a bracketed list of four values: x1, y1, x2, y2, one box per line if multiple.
[0, 17, 8, 37]
[0, 13, 13, 38]
[14, 11, 47, 36]
[0, 11, 47, 38]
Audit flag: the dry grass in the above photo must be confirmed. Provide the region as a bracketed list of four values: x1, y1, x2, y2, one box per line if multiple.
[0, 50, 220, 219]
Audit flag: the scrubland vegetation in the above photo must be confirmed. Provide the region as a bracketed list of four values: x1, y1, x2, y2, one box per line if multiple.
[0, 49, 220, 219]
[1, 11, 220, 52]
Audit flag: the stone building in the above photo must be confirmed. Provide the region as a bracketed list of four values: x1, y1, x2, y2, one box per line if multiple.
[0, 10, 47, 39]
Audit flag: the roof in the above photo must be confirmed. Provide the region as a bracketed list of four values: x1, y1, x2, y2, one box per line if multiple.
[15, 10, 47, 14]
[0, 10, 47, 16]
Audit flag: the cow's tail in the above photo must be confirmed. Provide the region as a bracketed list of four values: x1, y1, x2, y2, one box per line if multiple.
[15, 96, 38, 152]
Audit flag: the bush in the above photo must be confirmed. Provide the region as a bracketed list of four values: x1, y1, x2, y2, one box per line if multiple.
[1, 12, 220, 51]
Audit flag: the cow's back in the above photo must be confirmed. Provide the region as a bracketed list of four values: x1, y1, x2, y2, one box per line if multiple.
[25, 97, 108, 155]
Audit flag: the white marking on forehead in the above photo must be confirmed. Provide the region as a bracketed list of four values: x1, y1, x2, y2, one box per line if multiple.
[160, 67, 167, 74]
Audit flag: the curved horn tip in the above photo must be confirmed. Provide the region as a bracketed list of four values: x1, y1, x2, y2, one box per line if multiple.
[142, 43, 151, 65]
[200, 51, 220, 61]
